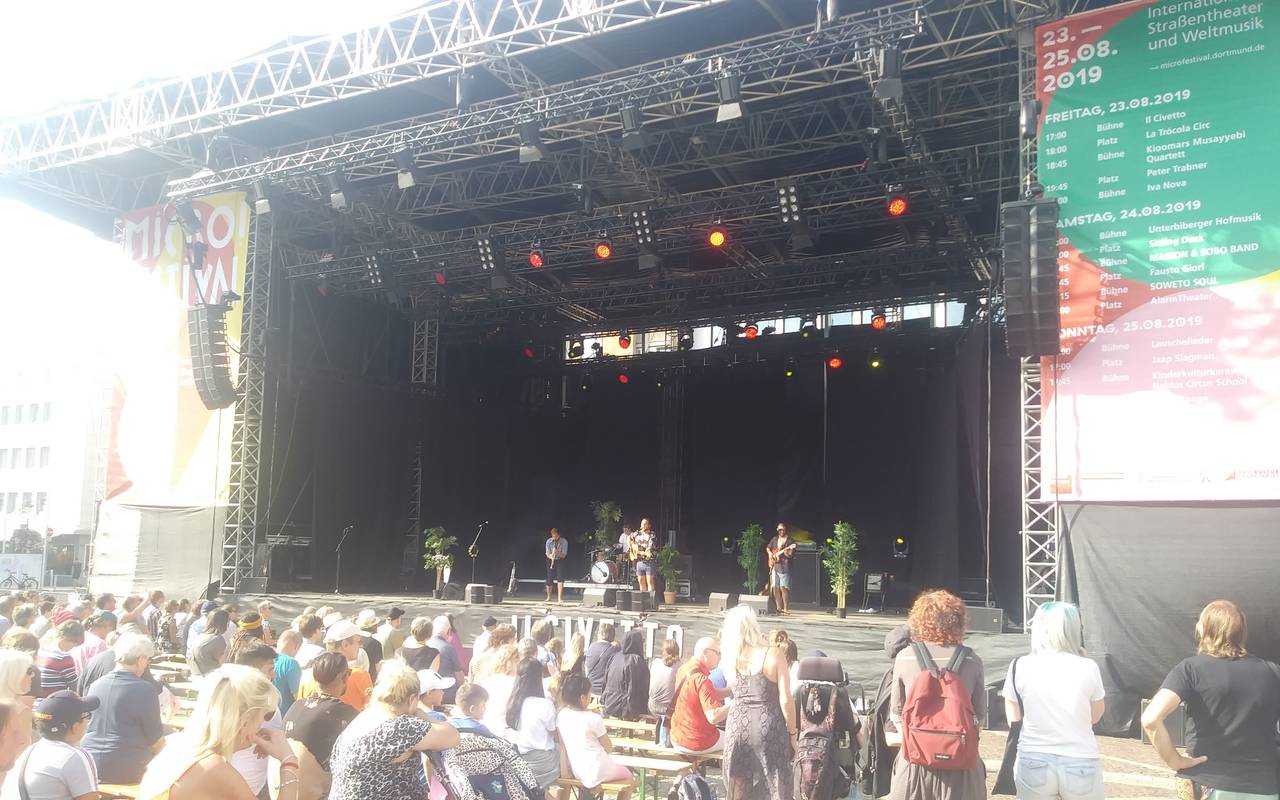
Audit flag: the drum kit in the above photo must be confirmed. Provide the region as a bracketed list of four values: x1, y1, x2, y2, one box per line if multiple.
[587, 542, 632, 585]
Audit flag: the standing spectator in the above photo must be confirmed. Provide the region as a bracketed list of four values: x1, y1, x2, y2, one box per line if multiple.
[115, 597, 146, 638]
[137, 664, 300, 800]
[1002, 602, 1105, 800]
[355, 611, 383, 682]
[273, 630, 304, 718]
[29, 603, 55, 640]
[557, 673, 634, 799]
[470, 616, 498, 663]
[35, 622, 84, 699]
[670, 638, 727, 754]
[585, 623, 618, 695]
[282, 653, 355, 800]
[257, 601, 276, 647]
[183, 601, 217, 660]
[601, 629, 649, 720]
[426, 617, 463, 703]
[296, 621, 373, 712]
[80, 633, 164, 784]
[70, 615, 113, 678]
[1, 690, 100, 799]
[140, 591, 165, 641]
[504, 659, 560, 792]
[374, 608, 407, 661]
[91, 597, 116, 630]
[0, 653, 35, 760]
[0, 597, 14, 640]
[190, 609, 230, 678]
[294, 615, 325, 669]
[154, 600, 181, 653]
[720, 605, 795, 800]
[12, 605, 37, 633]
[888, 590, 986, 800]
[173, 600, 192, 638]
[648, 638, 682, 717]
[1143, 599, 1280, 799]
[327, 662, 460, 800]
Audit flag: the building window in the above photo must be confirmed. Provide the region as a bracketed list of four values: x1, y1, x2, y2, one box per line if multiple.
[0, 406, 8, 425]
[39, 448, 50, 468]
[5, 494, 15, 513]
[0, 449, 6, 470]
[12, 406, 20, 425]
[25, 448, 36, 469]
[20, 493, 31, 513]
[35, 492, 46, 513]
[41, 403, 51, 423]
[27, 404, 37, 422]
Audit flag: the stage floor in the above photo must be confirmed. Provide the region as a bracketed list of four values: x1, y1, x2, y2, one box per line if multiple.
[238, 590, 1028, 693]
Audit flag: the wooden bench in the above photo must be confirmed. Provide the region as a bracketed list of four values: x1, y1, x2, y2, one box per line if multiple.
[613, 753, 693, 800]
[98, 784, 139, 799]
[602, 718, 655, 735]
[555, 776, 633, 799]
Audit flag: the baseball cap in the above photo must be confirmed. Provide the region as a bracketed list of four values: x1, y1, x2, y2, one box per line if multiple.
[417, 669, 456, 693]
[322, 611, 346, 629]
[33, 690, 100, 734]
[200, 600, 219, 614]
[355, 609, 381, 630]
[481, 616, 498, 628]
[324, 620, 370, 643]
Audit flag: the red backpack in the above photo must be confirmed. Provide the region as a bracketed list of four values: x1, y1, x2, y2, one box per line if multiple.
[901, 643, 979, 770]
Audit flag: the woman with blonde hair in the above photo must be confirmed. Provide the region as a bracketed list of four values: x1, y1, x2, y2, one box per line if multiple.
[137, 663, 300, 800]
[561, 633, 587, 677]
[1143, 599, 1280, 799]
[0, 650, 34, 756]
[479, 643, 522, 735]
[1002, 601, 1104, 799]
[719, 604, 795, 800]
[327, 660, 460, 800]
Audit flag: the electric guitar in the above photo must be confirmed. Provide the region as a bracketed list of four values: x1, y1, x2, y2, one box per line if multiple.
[767, 540, 797, 569]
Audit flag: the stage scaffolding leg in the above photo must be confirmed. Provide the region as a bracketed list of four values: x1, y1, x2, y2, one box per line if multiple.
[657, 372, 685, 547]
[403, 319, 439, 581]
[222, 213, 273, 593]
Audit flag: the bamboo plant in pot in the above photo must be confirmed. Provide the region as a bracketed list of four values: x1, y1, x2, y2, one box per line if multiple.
[822, 520, 860, 618]
[656, 544, 682, 605]
[736, 523, 766, 593]
[421, 526, 458, 598]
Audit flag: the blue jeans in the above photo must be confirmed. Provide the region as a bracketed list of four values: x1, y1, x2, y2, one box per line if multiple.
[1016, 753, 1104, 800]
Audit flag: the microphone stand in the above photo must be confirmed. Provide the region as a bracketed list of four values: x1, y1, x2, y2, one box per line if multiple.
[334, 524, 354, 594]
[468, 521, 487, 586]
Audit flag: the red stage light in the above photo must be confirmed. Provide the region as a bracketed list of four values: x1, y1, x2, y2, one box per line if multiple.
[827, 355, 844, 370]
[618, 333, 632, 350]
[744, 324, 759, 339]
[870, 313, 887, 330]
[522, 345, 536, 359]
[618, 373, 630, 384]
[433, 271, 447, 286]
[886, 194, 909, 217]
[529, 249, 545, 269]
[594, 240, 613, 260]
[708, 226, 727, 248]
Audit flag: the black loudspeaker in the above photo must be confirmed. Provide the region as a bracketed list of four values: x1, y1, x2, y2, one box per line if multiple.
[187, 304, 238, 409]
[965, 605, 1006, 634]
[615, 592, 633, 612]
[483, 586, 504, 604]
[707, 592, 738, 613]
[789, 549, 821, 609]
[442, 582, 465, 601]
[628, 591, 655, 613]
[239, 577, 268, 593]
[737, 594, 776, 616]
[1001, 197, 1061, 357]
[1140, 698, 1186, 747]
[582, 587, 616, 608]
[466, 584, 487, 604]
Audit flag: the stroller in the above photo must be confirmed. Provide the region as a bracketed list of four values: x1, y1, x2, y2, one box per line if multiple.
[792, 656, 863, 800]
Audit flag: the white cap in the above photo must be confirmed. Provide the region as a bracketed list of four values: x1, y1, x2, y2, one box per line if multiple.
[322, 611, 346, 629]
[324, 619, 370, 643]
[417, 669, 456, 693]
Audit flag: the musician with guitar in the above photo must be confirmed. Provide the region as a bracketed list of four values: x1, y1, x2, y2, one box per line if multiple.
[545, 527, 568, 603]
[767, 523, 797, 614]
[629, 518, 657, 594]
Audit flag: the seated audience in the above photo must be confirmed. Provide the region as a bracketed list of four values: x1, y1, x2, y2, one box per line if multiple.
[70, 615, 112, 678]
[294, 615, 325, 669]
[601, 629, 649, 720]
[12, 605, 38, 633]
[274, 629, 304, 717]
[469, 617, 498, 663]
[92, 597, 116, 630]
[470, 624, 517, 683]
[557, 673, 634, 800]
[1, 690, 100, 799]
[445, 615, 469, 675]
[35, 622, 84, 699]
[1003, 601, 1105, 800]
[478, 645, 521, 736]
[154, 600, 181, 653]
[584, 624, 618, 695]
[504, 658, 560, 792]
[0, 597, 14, 640]
[399, 617, 439, 673]
[373, 608, 407, 661]
[327, 661, 460, 800]
[670, 637, 728, 754]
[648, 638, 682, 717]
[0, 652, 35, 759]
[189, 609, 229, 677]
[257, 601, 276, 647]
[137, 664, 299, 800]
[283, 653, 355, 799]
[296, 621, 373, 711]
[182, 601, 217, 660]
[81, 633, 164, 784]
[449, 683, 493, 737]
[426, 617, 464, 704]
[0, 701, 30, 786]
[29, 604, 55, 640]
[355, 611, 383, 682]
[561, 633, 586, 678]
[416, 670, 454, 721]
[1143, 599, 1280, 799]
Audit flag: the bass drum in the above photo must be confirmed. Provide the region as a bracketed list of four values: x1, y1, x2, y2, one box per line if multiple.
[590, 559, 618, 584]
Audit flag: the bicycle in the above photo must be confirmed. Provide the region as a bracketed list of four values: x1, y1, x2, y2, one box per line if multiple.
[0, 571, 39, 590]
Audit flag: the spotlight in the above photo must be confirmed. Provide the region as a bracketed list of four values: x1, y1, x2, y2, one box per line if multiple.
[715, 71, 746, 122]
[870, 308, 888, 330]
[875, 45, 903, 100]
[707, 226, 728, 248]
[594, 237, 613, 260]
[743, 323, 759, 340]
[477, 238, 501, 272]
[617, 372, 630, 385]
[364, 254, 384, 288]
[893, 536, 910, 558]
[868, 347, 884, 369]
[620, 102, 650, 152]
[522, 343, 537, 360]
[800, 316, 818, 338]
[393, 149, 417, 189]
[326, 172, 347, 210]
[826, 354, 844, 370]
[174, 200, 201, 236]
[677, 330, 694, 351]
[568, 338, 585, 359]
[784, 356, 796, 379]
[518, 120, 549, 163]
[630, 209, 655, 248]
[433, 269, 448, 287]
[529, 245, 545, 269]
[591, 342, 604, 358]
[886, 188, 909, 218]
[618, 332, 632, 350]
[778, 183, 813, 249]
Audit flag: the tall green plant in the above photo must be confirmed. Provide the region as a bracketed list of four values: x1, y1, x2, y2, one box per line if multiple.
[656, 544, 683, 588]
[421, 526, 458, 592]
[821, 520, 860, 609]
[736, 523, 766, 591]
[588, 500, 623, 550]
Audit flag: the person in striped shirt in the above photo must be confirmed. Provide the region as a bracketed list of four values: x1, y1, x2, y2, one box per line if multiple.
[35, 622, 84, 699]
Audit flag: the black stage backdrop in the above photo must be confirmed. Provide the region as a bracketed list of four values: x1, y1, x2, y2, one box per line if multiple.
[1061, 502, 1280, 734]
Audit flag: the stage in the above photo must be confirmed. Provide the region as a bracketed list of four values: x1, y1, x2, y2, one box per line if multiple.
[237, 590, 1028, 697]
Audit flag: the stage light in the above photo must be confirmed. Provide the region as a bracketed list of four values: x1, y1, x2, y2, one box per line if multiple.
[568, 338, 585, 359]
[715, 71, 746, 122]
[618, 332, 632, 350]
[529, 246, 545, 269]
[618, 372, 630, 385]
[778, 183, 814, 249]
[477, 238, 501, 272]
[522, 343, 536, 360]
[175, 200, 201, 236]
[594, 238, 613, 260]
[677, 330, 694, 351]
[518, 120, 549, 163]
[784, 356, 796, 379]
[364, 254, 384, 288]
[393, 149, 417, 189]
[826, 355, 844, 370]
[893, 536, 910, 558]
[591, 342, 604, 358]
[630, 209, 655, 247]
[433, 269, 448, 287]
[868, 347, 883, 369]
[800, 316, 818, 338]
[886, 188, 909, 218]
[707, 226, 728, 248]
[870, 308, 888, 330]
[250, 179, 272, 215]
[875, 45, 903, 100]
[326, 172, 347, 210]
[743, 323, 759, 340]
[620, 102, 650, 152]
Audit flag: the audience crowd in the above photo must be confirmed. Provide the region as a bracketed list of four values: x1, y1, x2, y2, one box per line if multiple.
[0, 587, 1268, 800]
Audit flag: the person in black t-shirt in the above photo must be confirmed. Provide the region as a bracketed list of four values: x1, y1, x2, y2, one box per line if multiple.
[284, 653, 358, 775]
[1142, 600, 1280, 798]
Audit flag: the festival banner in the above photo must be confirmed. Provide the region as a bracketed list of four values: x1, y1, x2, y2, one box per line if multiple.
[106, 192, 251, 505]
[1037, 0, 1280, 500]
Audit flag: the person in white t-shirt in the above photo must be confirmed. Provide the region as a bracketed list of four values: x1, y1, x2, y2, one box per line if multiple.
[503, 659, 560, 791]
[556, 674, 634, 799]
[1002, 601, 1106, 800]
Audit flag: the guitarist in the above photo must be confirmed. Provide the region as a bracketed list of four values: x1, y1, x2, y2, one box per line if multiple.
[629, 518, 657, 595]
[545, 527, 568, 604]
[767, 523, 797, 614]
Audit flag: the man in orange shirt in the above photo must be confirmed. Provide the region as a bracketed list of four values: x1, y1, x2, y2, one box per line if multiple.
[670, 637, 728, 754]
[295, 620, 373, 711]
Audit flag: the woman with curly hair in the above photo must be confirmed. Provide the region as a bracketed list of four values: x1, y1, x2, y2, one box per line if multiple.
[888, 589, 987, 800]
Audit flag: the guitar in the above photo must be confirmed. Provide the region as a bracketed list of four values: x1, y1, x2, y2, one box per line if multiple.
[627, 532, 654, 562]
[767, 541, 797, 569]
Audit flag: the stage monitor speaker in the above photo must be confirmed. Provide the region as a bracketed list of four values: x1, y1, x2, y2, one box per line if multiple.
[484, 586, 504, 604]
[965, 605, 1005, 634]
[737, 594, 776, 615]
[1140, 698, 1186, 747]
[187, 305, 238, 409]
[465, 584, 488, 604]
[238, 577, 268, 593]
[584, 587, 617, 608]
[442, 582, 465, 602]
[707, 592, 739, 613]
[627, 591, 654, 613]
[1001, 197, 1061, 357]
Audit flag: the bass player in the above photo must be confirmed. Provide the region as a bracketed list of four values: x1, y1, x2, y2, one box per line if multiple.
[767, 522, 797, 614]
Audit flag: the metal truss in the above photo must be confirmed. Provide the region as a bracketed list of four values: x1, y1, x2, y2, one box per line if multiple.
[657, 373, 685, 544]
[401, 442, 424, 580]
[411, 319, 441, 389]
[1019, 357, 1059, 622]
[1, 0, 736, 172]
[222, 212, 273, 593]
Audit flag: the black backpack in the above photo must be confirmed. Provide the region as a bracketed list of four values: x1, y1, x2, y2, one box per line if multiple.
[794, 684, 853, 800]
[667, 772, 715, 800]
[859, 667, 896, 798]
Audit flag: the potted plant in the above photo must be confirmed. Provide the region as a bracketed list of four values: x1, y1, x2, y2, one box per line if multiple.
[736, 523, 766, 593]
[421, 526, 458, 598]
[822, 520, 860, 618]
[656, 544, 682, 605]
[588, 500, 622, 551]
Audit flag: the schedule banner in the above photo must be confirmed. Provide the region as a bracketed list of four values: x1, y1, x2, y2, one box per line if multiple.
[1037, 0, 1280, 500]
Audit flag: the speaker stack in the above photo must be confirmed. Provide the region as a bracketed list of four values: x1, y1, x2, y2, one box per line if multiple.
[736, 593, 777, 616]
[1000, 197, 1062, 358]
[707, 592, 739, 613]
[187, 304, 238, 409]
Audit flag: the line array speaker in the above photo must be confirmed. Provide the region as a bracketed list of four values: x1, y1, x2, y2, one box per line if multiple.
[187, 304, 237, 409]
[1001, 197, 1062, 358]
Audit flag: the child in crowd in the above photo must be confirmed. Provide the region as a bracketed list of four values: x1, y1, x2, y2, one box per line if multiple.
[556, 673, 635, 800]
[449, 682, 494, 737]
